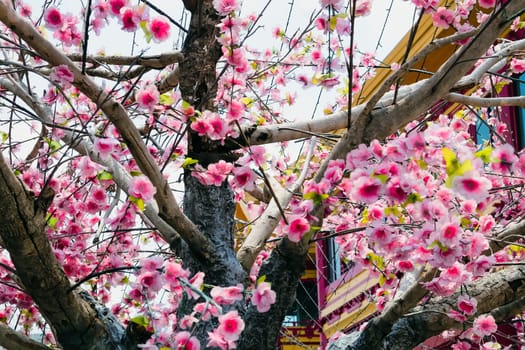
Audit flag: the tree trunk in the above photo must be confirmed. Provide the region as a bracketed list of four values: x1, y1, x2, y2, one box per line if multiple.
[237, 238, 308, 349]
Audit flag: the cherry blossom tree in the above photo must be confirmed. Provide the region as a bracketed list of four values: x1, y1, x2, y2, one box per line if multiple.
[0, 0, 525, 349]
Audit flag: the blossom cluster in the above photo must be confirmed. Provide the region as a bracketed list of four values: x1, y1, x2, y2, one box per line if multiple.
[122, 257, 276, 349]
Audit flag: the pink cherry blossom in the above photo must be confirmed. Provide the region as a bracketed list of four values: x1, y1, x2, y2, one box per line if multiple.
[452, 173, 491, 202]
[230, 166, 256, 190]
[210, 284, 244, 305]
[137, 270, 163, 292]
[320, 0, 343, 11]
[49, 65, 75, 88]
[190, 111, 232, 141]
[141, 256, 163, 272]
[179, 314, 198, 329]
[207, 329, 232, 350]
[190, 118, 212, 136]
[93, 137, 120, 159]
[109, 0, 127, 15]
[473, 314, 498, 337]
[173, 331, 200, 350]
[44, 7, 63, 29]
[478, 0, 495, 8]
[86, 188, 108, 213]
[209, 114, 232, 140]
[187, 272, 205, 300]
[457, 295, 477, 316]
[397, 260, 414, 272]
[468, 255, 494, 277]
[448, 309, 468, 323]
[164, 261, 189, 287]
[368, 225, 394, 248]
[19, 3, 32, 17]
[452, 341, 472, 350]
[351, 176, 383, 204]
[149, 17, 170, 42]
[412, 0, 438, 11]
[287, 217, 310, 243]
[129, 175, 156, 202]
[432, 7, 455, 29]
[251, 281, 276, 313]
[437, 220, 463, 247]
[193, 302, 220, 321]
[510, 58, 525, 74]
[217, 310, 245, 341]
[77, 156, 102, 178]
[213, 0, 242, 15]
[120, 7, 139, 31]
[355, 0, 372, 16]
[468, 231, 489, 257]
[491, 144, 517, 173]
[226, 99, 244, 121]
[222, 47, 248, 73]
[135, 83, 159, 111]
[92, 0, 110, 18]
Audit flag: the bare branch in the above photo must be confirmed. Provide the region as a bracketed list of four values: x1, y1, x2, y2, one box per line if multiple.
[231, 31, 525, 152]
[446, 92, 525, 107]
[455, 38, 525, 90]
[67, 51, 183, 69]
[237, 137, 317, 272]
[353, 27, 480, 142]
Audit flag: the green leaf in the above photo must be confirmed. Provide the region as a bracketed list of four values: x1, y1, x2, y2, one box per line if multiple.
[46, 214, 58, 229]
[304, 191, 329, 204]
[136, 198, 145, 211]
[139, 21, 152, 43]
[159, 93, 174, 105]
[428, 240, 448, 252]
[443, 147, 472, 187]
[48, 140, 61, 153]
[241, 97, 254, 108]
[366, 252, 385, 270]
[130, 170, 142, 177]
[256, 275, 267, 285]
[361, 207, 369, 224]
[181, 100, 192, 110]
[130, 315, 149, 327]
[371, 172, 388, 184]
[403, 192, 422, 205]
[97, 171, 113, 181]
[182, 157, 199, 169]
[129, 196, 145, 211]
[416, 158, 428, 170]
[475, 146, 493, 163]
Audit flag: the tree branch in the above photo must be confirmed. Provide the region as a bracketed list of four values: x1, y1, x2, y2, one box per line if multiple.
[0, 0, 216, 264]
[226, 33, 525, 152]
[330, 266, 525, 350]
[236, 137, 317, 272]
[0, 150, 129, 348]
[446, 92, 525, 107]
[67, 51, 183, 69]
[0, 76, 184, 253]
[0, 323, 49, 350]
